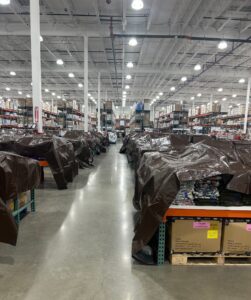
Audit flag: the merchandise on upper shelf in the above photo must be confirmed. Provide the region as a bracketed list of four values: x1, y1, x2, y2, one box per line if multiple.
[155, 104, 188, 132]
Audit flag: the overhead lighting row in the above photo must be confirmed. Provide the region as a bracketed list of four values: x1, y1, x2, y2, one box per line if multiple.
[0, 0, 11, 5]
[150, 92, 164, 106]
[88, 94, 97, 105]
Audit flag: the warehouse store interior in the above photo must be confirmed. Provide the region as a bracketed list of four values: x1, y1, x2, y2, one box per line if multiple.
[1, 0, 251, 299]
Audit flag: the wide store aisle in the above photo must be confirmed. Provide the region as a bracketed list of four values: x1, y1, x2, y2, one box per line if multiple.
[0, 144, 251, 300]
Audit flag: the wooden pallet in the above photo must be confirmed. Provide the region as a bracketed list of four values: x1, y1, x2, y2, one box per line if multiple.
[170, 254, 224, 265]
[223, 255, 251, 265]
[170, 253, 251, 265]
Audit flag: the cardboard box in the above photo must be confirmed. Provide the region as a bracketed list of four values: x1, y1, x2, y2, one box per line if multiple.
[104, 101, 113, 110]
[201, 105, 207, 114]
[207, 103, 221, 113]
[195, 107, 201, 115]
[6, 199, 14, 212]
[172, 104, 182, 112]
[222, 221, 251, 254]
[19, 192, 28, 208]
[169, 219, 222, 253]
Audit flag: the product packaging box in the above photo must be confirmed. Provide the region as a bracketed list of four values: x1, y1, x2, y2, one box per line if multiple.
[104, 101, 113, 110]
[19, 192, 28, 208]
[169, 219, 222, 253]
[6, 199, 14, 212]
[222, 220, 251, 254]
[207, 103, 221, 113]
[172, 104, 182, 112]
[200, 105, 207, 114]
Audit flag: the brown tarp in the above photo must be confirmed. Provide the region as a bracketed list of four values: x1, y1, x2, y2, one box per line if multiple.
[131, 137, 251, 254]
[0, 135, 75, 189]
[0, 199, 18, 246]
[0, 151, 41, 245]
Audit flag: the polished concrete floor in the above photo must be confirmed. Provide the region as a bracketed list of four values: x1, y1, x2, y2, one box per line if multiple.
[0, 143, 251, 300]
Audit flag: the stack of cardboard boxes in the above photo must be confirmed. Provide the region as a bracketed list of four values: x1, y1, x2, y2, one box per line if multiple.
[188, 103, 221, 117]
[168, 218, 251, 255]
[6, 192, 28, 213]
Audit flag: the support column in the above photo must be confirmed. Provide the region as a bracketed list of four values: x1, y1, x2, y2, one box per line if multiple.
[84, 35, 89, 132]
[244, 78, 251, 134]
[97, 72, 101, 132]
[210, 94, 213, 105]
[30, 0, 43, 133]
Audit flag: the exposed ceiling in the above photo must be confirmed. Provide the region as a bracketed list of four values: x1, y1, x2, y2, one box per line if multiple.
[0, 0, 251, 109]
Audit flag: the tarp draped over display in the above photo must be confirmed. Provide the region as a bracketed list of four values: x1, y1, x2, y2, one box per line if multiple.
[0, 151, 41, 246]
[0, 135, 75, 189]
[122, 134, 251, 254]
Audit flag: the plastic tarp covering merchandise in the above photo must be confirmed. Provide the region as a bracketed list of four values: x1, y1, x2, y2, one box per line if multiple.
[132, 140, 251, 254]
[0, 152, 41, 245]
[63, 131, 92, 167]
[0, 135, 75, 190]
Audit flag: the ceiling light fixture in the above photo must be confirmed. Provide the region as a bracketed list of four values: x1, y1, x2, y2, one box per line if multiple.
[194, 64, 201, 71]
[56, 59, 64, 65]
[181, 76, 187, 82]
[78, 83, 83, 88]
[218, 88, 223, 92]
[127, 62, 134, 68]
[239, 78, 245, 84]
[125, 85, 130, 89]
[26, 94, 31, 98]
[214, 100, 218, 103]
[68, 73, 75, 78]
[45, 89, 49, 93]
[131, 0, 144, 10]
[197, 93, 202, 97]
[123, 91, 127, 95]
[170, 86, 175, 91]
[191, 96, 195, 100]
[232, 94, 237, 98]
[10, 71, 16, 76]
[57, 96, 61, 99]
[218, 40, 228, 50]
[126, 74, 132, 80]
[128, 38, 138, 47]
[156, 96, 160, 99]
[88, 93, 91, 97]
[52, 92, 56, 96]
[40, 36, 43, 42]
[222, 97, 227, 101]
[5, 87, 10, 91]
[237, 103, 241, 106]
[0, 0, 10, 5]
[159, 92, 163, 96]
[18, 91, 22, 95]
